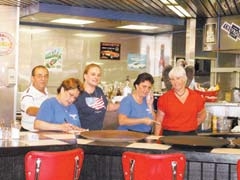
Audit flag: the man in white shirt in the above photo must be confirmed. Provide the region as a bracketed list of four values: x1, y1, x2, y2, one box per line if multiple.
[21, 65, 49, 131]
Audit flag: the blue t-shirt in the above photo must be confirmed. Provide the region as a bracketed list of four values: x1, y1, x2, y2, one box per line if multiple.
[118, 95, 153, 133]
[36, 97, 81, 127]
[74, 87, 108, 130]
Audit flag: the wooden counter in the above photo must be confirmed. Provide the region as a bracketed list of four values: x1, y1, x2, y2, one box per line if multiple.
[0, 131, 240, 180]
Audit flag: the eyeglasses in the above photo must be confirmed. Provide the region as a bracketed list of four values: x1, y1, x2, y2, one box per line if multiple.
[34, 74, 49, 79]
[65, 90, 79, 100]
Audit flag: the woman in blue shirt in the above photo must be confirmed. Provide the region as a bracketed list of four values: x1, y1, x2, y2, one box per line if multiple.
[34, 77, 87, 132]
[118, 72, 155, 134]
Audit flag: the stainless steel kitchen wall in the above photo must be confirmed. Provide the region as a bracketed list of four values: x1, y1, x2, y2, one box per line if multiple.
[201, 16, 240, 100]
[0, 5, 19, 124]
[18, 27, 154, 94]
[203, 15, 240, 53]
[17, 26, 173, 110]
[220, 15, 240, 52]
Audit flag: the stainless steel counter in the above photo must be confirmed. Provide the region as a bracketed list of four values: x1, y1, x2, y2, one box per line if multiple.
[206, 102, 240, 117]
[206, 102, 240, 106]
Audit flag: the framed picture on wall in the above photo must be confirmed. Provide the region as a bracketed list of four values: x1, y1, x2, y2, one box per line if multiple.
[100, 42, 121, 60]
[127, 53, 146, 70]
[204, 23, 216, 43]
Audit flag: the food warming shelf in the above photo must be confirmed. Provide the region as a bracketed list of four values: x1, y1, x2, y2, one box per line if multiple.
[206, 102, 240, 117]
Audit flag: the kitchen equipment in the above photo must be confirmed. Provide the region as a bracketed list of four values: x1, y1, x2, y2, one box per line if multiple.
[200, 112, 212, 131]
[225, 91, 232, 102]
[231, 139, 240, 148]
[79, 130, 147, 142]
[217, 117, 233, 132]
[153, 93, 161, 111]
[159, 136, 230, 148]
[195, 89, 219, 102]
[232, 87, 240, 102]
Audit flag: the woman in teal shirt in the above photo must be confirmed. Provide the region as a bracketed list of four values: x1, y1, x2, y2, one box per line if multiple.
[118, 72, 155, 134]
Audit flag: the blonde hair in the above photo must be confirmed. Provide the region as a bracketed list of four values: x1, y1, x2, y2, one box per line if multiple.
[83, 63, 102, 81]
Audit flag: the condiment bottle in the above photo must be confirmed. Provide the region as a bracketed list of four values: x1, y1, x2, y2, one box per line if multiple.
[212, 115, 217, 132]
[123, 76, 132, 97]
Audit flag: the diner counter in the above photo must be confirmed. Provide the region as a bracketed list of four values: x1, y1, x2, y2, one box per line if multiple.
[0, 131, 240, 180]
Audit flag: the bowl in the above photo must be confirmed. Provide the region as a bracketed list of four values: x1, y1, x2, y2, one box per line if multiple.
[195, 90, 219, 102]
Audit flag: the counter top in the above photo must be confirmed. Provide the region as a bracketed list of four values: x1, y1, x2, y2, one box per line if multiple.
[0, 130, 239, 180]
[206, 102, 240, 106]
[0, 132, 237, 154]
[1, 131, 237, 155]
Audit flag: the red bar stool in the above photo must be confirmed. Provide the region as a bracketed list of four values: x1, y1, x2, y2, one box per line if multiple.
[122, 151, 186, 180]
[237, 160, 240, 180]
[25, 148, 84, 180]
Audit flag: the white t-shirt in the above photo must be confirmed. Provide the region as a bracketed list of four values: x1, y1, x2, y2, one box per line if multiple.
[20, 85, 48, 131]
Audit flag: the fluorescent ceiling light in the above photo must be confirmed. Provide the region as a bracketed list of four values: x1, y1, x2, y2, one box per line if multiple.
[160, 0, 191, 17]
[175, 5, 191, 17]
[117, 25, 158, 30]
[160, 0, 177, 5]
[168, 0, 177, 4]
[74, 33, 104, 38]
[167, 5, 185, 17]
[160, 0, 170, 4]
[51, 18, 95, 25]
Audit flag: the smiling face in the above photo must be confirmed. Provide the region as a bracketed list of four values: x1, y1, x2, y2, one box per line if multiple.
[169, 76, 186, 91]
[31, 67, 49, 93]
[168, 66, 187, 91]
[84, 66, 101, 87]
[135, 80, 152, 98]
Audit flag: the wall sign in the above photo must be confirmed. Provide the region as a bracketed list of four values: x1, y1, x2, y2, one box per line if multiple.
[100, 42, 120, 60]
[205, 23, 217, 43]
[127, 53, 146, 70]
[44, 47, 63, 72]
[221, 21, 240, 41]
[0, 32, 14, 56]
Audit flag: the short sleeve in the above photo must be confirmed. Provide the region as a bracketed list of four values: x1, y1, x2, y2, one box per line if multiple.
[21, 95, 34, 112]
[118, 97, 132, 116]
[36, 100, 53, 122]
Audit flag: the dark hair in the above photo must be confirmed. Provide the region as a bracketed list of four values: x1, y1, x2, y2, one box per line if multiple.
[162, 65, 173, 90]
[133, 72, 154, 88]
[31, 65, 48, 76]
[185, 65, 195, 77]
[57, 78, 83, 94]
[185, 65, 195, 87]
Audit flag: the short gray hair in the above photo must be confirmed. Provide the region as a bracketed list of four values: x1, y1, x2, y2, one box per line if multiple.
[169, 66, 187, 82]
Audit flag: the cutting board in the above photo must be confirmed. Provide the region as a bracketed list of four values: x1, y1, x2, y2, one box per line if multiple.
[159, 135, 230, 148]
